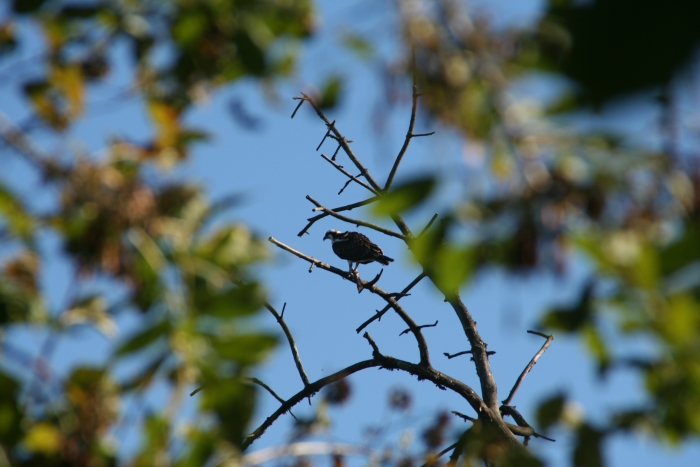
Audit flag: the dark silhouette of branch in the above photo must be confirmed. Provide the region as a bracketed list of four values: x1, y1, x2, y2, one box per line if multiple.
[293, 93, 383, 192]
[444, 349, 497, 359]
[320, 153, 378, 194]
[242, 359, 380, 450]
[298, 197, 378, 237]
[247, 377, 297, 420]
[452, 411, 478, 423]
[264, 302, 310, 387]
[268, 237, 430, 366]
[316, 122, 335, 151]
[400, 320, 437, 336]
[305, 195, 405, 239]
[356, 272, 426, 333]
[500, 406, 556, 442]
[501, 331, 554, 406]
[384, 77, 435, 191]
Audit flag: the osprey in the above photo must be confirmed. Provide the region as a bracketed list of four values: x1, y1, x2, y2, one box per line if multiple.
[323, 229, 394, 273]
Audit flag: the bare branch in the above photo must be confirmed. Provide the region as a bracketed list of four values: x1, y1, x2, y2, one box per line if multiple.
[242, 442, 376, 466]
[452, 411, 478, 423]
[501, 331, 554, 406]
[269, 237, 430, 366]
[264, 302, 310, 387]
[247, 377, 297, 421]
[297, 92, 383, 192]
[306, 195, 405, 239]
[400, 320, 437, 336]
[320, 153, 378, 194]
[291, 98, 305, 118]
[444, 350, 496, 359]
[420, 442, 458, 467]
[356, 272, 426, 333]
[500, 406, 556, 442]
[384, 80, 434, 191]
[297, 197, 378, 237]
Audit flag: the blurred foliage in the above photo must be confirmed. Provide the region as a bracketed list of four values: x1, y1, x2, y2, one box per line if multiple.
[0, 0, 313, 466]
[3, 0, 700, 466]
[383, 0, 700, 463]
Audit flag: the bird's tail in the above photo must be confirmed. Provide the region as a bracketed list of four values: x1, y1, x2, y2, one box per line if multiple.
[377, 255, 394, 266]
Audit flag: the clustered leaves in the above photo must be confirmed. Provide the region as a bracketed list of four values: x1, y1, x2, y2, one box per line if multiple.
[0, 0, 315, 466]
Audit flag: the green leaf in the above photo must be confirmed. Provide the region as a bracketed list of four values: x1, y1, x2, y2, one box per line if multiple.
[319, 74, 344, 109]
[573, 424, 605, 467]
[0, 369, 23, 446]
[195, 282, 266, 318]
[114, 319, 170, 357]
[536, 392, 566, 432]
[200, 378, 255, 444]
[541, 281, 594, 332]
[341, 32, 373, 59]
[61, 294, 116, 337]
[211, 333, 277, 366]
[374, 177, 436, 216]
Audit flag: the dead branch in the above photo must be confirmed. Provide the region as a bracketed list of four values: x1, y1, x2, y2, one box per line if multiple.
[501, 331, 554, 406]
[320, 153, 378, 194]
[298, 197, 377, 237]
[264, 302, 310, 387]
[356, 272, 426, 333]
[306, 195, 405, 239]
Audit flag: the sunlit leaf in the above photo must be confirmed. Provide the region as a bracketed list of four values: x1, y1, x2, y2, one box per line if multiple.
[341, 31, 373, 59]
[22, 422, 63, 455]
[61, 294, 116, 337]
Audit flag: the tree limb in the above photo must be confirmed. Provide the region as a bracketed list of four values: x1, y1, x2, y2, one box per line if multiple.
[297, 197, 377, 237]
[305, 195, 405, 239]
[501, 331, 554, 406]
[264, 302, 310, 387]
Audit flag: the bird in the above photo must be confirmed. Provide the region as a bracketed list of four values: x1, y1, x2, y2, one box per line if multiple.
[323, 229, 394, 273]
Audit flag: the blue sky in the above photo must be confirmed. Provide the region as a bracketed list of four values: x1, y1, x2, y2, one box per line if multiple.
[2, 1, 700, 466]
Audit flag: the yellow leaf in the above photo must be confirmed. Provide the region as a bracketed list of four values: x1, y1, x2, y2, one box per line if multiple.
[23, 422, 63, 455]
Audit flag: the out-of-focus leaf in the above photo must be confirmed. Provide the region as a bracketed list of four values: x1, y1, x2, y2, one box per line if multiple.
[211, 333, 277, 366]
[661, 221, 700, 275]
[120, 352, 168, 392]
[573, 423, 605, 467]
[50, 63, 84, 119]
[133, 413, 170, 466]
[319, 74, 344, 109]
[195, 282, 265, 318]
[0, 184, 37, 243]
[541, 280, 594, 332]
[114, 319, 170, 357]
[22, 422, 63, 455]
[536, 392, 566, 432]
[61, 294, 116, 336]
[374, 177, 436, 216]
[175, 427, 218, 467]
[341, 31, 373, 59]
[582, 323, 610, 376]
[200, 377, 255, 444]
[0, 370, 23, 446]
[12, 0, 47, 14]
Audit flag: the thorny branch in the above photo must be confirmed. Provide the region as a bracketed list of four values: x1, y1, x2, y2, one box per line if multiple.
[320, 153, 378, 194]
[292, 93, 382, 192]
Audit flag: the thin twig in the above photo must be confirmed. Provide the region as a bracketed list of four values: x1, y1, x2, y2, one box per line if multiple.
[418, 213, 439, 237]
[316, 124, 334, 151]
[451, 411, 477, 423]
[298, 197, 378, 237]
[444, 350, 496, 359]
[420, 443, 458, 467]
[384, 68, 434, 191]
[306, 195, 405, 239]
[320, 153, 377, 194]
[296, 92, 383, 192]
[248, 377, 297, 420]
[500, 406, 556, 442]
[265, 302, 310, 387]
[356, 272, 426, 333]
[501, 331, 554, 406]
[399, 320, 437, 336]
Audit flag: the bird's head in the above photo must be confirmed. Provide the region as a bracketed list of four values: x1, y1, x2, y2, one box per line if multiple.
[324, 229, 342, 242]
